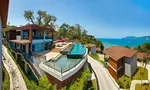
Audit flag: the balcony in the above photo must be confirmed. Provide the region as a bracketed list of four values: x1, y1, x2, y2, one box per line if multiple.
[45, 36, 52, 39]
[33, 36, 44, 39]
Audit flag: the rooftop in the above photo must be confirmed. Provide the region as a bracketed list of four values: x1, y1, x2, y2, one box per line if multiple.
[9, 24, 54, 32]
[84, 44, 96, 47]
[137, 52, 150, 59]
[104, 46, 138, 61]
[9, 40, 31, 44]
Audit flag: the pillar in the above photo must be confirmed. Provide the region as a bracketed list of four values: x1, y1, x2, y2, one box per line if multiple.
[25, 63, 28, 74]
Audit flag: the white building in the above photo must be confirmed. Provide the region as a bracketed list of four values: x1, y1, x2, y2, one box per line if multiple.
[84, 44, 96, 54]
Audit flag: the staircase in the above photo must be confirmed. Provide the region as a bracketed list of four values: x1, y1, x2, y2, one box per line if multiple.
[3, 38, 41, 80]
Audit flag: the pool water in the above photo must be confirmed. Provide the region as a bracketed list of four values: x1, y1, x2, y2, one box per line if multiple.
[44, 55, 82, 72]
[69, 43, 86, 55]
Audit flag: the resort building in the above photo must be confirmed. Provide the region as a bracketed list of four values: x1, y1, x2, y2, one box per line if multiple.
[5, 24, 54, 78]
[0, 0, 9, 88]
[104, 46, 138, 80]
[84, 44, 96, 54]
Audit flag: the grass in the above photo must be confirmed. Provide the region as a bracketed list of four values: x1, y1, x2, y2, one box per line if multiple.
[86, 79, 96, 90]
[135, 83, 150, 90]
[89, 54, 109, 68]
[117, 67, 148, 89]
[2, 67, 10, 90]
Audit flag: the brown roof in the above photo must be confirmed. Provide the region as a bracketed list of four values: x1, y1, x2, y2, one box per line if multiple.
[0, 0, 9, 28]
[104, 46, 138, 61]
[10, 40, 31, 44]
[137, 52, 150, 59]
[84, 44, 96, 47]
[9, 24, 54, 32]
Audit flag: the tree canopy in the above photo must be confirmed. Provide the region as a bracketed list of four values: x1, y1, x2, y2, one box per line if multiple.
[24, 10, 57, 27]
[137, 43, 150, 53]
[55, 23, 104, 51]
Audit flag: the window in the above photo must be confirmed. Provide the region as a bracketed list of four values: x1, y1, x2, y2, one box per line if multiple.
[16, 31, 21, 35]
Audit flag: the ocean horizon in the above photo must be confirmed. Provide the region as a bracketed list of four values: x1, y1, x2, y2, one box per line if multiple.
[97, 38, 150, 48]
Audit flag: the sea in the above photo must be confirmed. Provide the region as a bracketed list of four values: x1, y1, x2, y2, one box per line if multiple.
[97, 38, 150, 48]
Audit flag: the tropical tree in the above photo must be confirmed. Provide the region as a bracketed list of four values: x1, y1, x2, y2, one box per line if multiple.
[142, 55, 149, 69]
[38, 75, 56, 90]
[24, 10, 35, 24]
[36, 10, 46, 25]
[24, 10, 57, 27]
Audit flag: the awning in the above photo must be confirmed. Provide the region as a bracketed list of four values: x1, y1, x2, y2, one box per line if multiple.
[9, 40, 31, 44]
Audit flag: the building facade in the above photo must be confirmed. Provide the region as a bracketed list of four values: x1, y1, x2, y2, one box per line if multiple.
[104, 46, 138, 80]
[0, 0, 9, 89]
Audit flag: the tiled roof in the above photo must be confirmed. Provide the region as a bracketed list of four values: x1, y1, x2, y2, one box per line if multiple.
[137, 52, 150, 59]
[104, 46, 138, 61]
[84, 44, 96, 47]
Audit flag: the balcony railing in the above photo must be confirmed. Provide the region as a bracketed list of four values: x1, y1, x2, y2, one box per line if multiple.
[45, 36, 52, 39]
[33, 36, 44, 39]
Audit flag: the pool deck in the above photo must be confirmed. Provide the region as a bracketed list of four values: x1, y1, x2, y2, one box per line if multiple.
[39, 42, 72, 61]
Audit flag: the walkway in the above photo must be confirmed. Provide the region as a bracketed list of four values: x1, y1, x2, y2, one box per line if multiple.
[2, 46, 27, 90]
[130, 62, 150, 90]
[88, 56, 119, 90]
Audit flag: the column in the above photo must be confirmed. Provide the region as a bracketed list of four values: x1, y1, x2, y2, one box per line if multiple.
[25, 63, 28, 74]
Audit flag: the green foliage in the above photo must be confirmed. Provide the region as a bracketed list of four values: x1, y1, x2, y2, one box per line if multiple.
[24, 10, 57, 27]
[6, 48, 56, 90]
[2, 67, 10, 90]
[117, 67, 148, 89]
[137, 43, 150, 53]
[56, 23, 104, 51]
[62, 69, 95, 90]
[24, 10, 35, 24]
[89, 54, 109, 68]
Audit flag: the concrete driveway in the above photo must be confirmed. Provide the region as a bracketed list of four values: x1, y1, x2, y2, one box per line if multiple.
[88, 56, 119, 90]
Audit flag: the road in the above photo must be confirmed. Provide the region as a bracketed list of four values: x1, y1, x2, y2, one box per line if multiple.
[88, 56, 119, 90]
[2, 46, 27, 90]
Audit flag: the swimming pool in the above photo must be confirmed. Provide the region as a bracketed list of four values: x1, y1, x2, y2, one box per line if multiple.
[43, 43, 86, 73]
[69, 43, 86, 55]
[44, 55, 82, 73]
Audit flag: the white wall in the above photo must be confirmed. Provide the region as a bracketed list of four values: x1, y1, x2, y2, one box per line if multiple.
[124, 54, 137, 77]
[125, 57, 131, 77]
[130, 55, 137, 76]
[91, 46, 96, 54]
[0, 16, 2, 90]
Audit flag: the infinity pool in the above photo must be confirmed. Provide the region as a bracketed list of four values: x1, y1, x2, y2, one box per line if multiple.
[69, 43, 86, 55]
[44, 43, 86, 73]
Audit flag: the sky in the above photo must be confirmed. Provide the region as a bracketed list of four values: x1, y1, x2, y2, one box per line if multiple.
[8, 0, 150, 38]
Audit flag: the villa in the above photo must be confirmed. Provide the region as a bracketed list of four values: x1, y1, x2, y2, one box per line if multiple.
[0, 0, 9, 88]
[104, 46, 138, 80]
[5, 24, 54, 77]
[5, 24, 88, 89]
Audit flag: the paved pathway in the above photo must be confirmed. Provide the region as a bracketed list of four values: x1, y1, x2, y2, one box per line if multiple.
[88, 55, 119, 90]
[2, 46, 27, 90]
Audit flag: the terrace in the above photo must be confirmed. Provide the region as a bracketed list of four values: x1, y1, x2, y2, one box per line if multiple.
[39, 43, 88, 81]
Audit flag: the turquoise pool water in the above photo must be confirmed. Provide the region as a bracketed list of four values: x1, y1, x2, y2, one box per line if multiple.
[69, 43, 86, 55]
[44, 55, 82, 72]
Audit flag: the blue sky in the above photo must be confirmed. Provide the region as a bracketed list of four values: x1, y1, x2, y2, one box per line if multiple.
[8, 0, 150, 38]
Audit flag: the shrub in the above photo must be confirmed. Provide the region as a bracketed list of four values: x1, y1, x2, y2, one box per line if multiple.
[2, 67, 10, 90]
